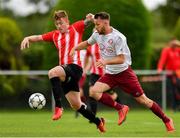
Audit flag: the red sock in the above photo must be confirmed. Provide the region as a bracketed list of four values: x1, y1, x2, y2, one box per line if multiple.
[99, 93, 123, 111]
[150, 102, 170, 123]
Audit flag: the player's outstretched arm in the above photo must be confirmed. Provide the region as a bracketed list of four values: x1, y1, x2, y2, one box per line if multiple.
[96, 54, 125, 68]
[20, 35, 43, 50]
[76, 41, 89, 50]
[69, 41, 89, 57]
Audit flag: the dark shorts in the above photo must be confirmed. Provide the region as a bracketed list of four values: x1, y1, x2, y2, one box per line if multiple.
[89, 73, 116, 94]
[61, 64, 83, 94]
[89, 73, 101, 86]
[98, 66, 144, 97]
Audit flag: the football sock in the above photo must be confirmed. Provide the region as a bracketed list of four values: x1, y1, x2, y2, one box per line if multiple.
[89, 97, 98, 115]
[81, 96, 86, 103]
[150, 102, 170, 123]
[77, 104, 101, 126]
[50, 77, 63, 108]
[99, 93, 123, 111]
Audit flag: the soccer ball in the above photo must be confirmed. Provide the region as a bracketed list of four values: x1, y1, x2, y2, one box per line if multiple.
[28, 93, 46, 110]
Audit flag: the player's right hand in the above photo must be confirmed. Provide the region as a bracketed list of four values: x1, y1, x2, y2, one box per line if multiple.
[86, 13, 95, 23]
[20, 37, 30, 50]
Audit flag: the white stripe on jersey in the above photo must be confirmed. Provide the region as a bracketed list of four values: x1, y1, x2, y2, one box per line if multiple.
[80, 50, 87, 68]
[92, 44, 97, 73]
[64, 33, 70, 64]
[57, 33, 62, 65]
[73, 26, 79, 65]
[87, 44, 105, 76]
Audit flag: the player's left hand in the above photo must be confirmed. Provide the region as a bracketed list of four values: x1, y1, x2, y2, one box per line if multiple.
[96, 59, 106, 68]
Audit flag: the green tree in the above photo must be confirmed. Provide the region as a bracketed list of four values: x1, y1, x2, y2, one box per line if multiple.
[43, 0, 152, 69]
[173, 17, 180, 39]
[160, 0, 180, 28]
[0, 17, 26, 95]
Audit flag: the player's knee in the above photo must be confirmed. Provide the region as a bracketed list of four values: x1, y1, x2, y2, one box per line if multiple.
[48, 69, 53, 78]
[70, 102, 81, 110]
[89, 87, 97, 97]
[48, 68, 58, 78]
[89, 88, 101, 100]
[48, 66, 65, 79]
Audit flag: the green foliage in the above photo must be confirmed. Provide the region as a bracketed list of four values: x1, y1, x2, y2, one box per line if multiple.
[17, 13, 50, 36]
[44, 0, 152, 69]
[0, 17, 27, 95]
[149, 11, 174, 69]
[42, 13, 58, 69]
[160, 0, 180, 28]
[11, 12, 53, 70]
[0, 17, 21, 57]
[16, 13, 55, 70]
[173, 17, 180, 39]
[22, 44, 45, 70]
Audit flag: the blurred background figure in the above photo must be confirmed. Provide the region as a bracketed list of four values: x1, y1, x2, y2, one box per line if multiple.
[157, 39, 180, 111]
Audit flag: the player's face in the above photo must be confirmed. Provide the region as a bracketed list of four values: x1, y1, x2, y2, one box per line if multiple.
[94, 18, 106, 34]
[55, 18, 69, 33]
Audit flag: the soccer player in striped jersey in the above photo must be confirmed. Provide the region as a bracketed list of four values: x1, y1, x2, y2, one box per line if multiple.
[20, 10, 105, 133]
[86, 43, 121, 115]
[71, 11, 175, 132]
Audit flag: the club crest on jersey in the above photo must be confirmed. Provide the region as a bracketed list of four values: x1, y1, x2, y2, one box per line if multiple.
[106, 46, 114, 53]
[108, 39, 113, 45]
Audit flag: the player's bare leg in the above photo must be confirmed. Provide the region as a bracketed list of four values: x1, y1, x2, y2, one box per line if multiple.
[90, 82, 129, 125]
[75, 86, 85, 118]
[66, 91, 106, 133]
[48, 66, 66, 120]
[135, 94, 175, 132]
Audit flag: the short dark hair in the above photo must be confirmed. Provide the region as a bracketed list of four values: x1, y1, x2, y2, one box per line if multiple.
[54, 10, 68, 20]
[94, 12, 110, 20]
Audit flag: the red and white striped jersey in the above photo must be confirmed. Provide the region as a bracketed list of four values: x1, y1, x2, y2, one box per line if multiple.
[80, 49, 87, 68]
[86, 43, 105, 76]
[42, 20, 85, 67]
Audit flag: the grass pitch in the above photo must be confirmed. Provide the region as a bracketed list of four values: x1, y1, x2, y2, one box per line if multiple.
[0, 109, 179, 137]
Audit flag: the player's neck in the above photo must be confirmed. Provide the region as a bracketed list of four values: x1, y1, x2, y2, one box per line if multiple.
[105, 26, 112, 35]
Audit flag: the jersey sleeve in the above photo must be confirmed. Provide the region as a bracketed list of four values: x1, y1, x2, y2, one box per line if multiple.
[87, 32, 97, 45]
[42, 31, 55, 42]
[114, 37, 126, 55]
[72, 20, 85, 34]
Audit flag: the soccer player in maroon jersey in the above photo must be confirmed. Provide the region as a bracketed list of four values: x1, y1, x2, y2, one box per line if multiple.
[71, 11, 175, 132]
[20, 10, 105, 133]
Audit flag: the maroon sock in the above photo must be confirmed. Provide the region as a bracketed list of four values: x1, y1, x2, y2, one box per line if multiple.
[99, 93, 123, 111]
[150, 102, 170, 123]
[81, 96, 86, 103]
